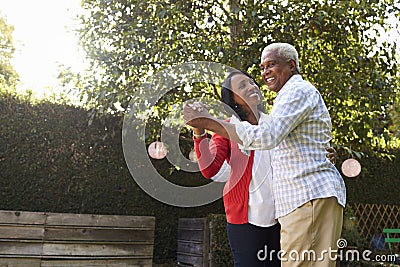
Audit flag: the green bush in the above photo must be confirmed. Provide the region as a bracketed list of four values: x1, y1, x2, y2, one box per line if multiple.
[208, 214, 234, 266]
[341, 205, 367, 249]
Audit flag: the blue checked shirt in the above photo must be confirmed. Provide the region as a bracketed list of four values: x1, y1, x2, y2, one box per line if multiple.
[234, 75, 346, 218]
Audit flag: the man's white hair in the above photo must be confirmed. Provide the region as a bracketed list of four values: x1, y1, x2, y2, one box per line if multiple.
[262, 43, 300, 73]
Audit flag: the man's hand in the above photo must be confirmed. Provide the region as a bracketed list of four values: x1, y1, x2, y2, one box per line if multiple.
[326, 146, 337, 165]
[183, 101, 243, 144]
[183, 101, 212, 128]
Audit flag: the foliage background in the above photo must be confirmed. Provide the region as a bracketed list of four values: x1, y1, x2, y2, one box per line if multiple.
[1, 93, 399, 263]
[0, 15, 18, 89]
[63, 0, 400, 157]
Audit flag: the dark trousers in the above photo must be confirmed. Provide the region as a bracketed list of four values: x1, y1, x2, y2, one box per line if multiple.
[227, 222, 281, 267]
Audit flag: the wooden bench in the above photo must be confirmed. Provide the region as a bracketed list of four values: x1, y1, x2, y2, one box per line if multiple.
[0, 210, 155, 267]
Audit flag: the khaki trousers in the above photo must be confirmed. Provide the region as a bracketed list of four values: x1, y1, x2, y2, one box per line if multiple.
[278, 197, 343, 267]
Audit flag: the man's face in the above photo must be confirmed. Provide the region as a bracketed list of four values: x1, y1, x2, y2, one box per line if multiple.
[259, 50, 296, 93]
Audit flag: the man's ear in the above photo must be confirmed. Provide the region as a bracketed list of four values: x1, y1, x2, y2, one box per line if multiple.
[290, 60, 298, 73]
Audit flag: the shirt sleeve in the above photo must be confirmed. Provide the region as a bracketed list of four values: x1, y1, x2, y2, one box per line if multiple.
[235, 86, 318, 150]
[193, 133, 230, 178]
[210, 161, 230, 183]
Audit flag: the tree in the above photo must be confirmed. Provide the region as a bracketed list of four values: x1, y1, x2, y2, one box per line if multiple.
[0, 14, 18, 89]
[68, 0, 400, 154]
[388, 81, 400, 138]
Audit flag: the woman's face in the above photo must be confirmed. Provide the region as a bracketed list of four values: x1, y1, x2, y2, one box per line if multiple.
[230, 74, 261, 109]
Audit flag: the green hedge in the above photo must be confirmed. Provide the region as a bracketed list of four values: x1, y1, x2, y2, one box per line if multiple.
[0, 93, 399, 263]
[208, 214, 234, 266]
[0, 93, 224, 263]
[341, 154, 400, 205]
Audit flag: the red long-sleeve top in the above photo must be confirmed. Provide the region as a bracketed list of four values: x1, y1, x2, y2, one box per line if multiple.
[194, 133, 254, 224]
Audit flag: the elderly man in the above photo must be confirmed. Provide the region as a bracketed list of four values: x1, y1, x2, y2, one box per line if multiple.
[183, 43, 346, 267]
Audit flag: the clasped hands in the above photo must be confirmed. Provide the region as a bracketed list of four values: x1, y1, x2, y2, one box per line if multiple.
[183, 101, 212, 128]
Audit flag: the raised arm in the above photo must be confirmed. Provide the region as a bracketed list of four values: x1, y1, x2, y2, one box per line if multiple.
[194, 132, 231, 178]
[183, 102, 243, 144]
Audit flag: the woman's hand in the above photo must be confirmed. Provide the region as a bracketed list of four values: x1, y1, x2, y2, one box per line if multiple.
[192, 127, 206, 139]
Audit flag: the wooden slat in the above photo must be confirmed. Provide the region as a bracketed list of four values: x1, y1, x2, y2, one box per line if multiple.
[0, 241, 43, 256]
[45, 213, 155, 229]
[0, 257, 41, 267]
[385, 238, 400, 243]
[0, 225, 44, 240]
[41, 258, 152, 267]
[177, 253, 203, 267]
[178, 218, 206, 230]
[177, 241, 204, 256]
[44, 227, 154, 242]
[383, 229, 400, 234]
[178, 229, 204, 242]
[42, 242, 153, 257]
[0, 210, 46, 225]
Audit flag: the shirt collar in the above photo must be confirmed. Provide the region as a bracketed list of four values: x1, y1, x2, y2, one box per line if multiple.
[230, 111, 267, 124]
[276, 74, 302, 96]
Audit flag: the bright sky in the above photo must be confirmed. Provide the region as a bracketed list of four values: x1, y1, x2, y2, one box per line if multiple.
[0, 0, 86, 98]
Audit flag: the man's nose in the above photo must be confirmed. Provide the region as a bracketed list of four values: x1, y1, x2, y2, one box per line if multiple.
[261, 68, 268, 77]
[261, 70, 268, 80]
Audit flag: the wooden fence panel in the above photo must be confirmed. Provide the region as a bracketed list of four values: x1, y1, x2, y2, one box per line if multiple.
[177, 218, 210, 267]
[0, 210, 155, 267]
[351, 203, 400, 251]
